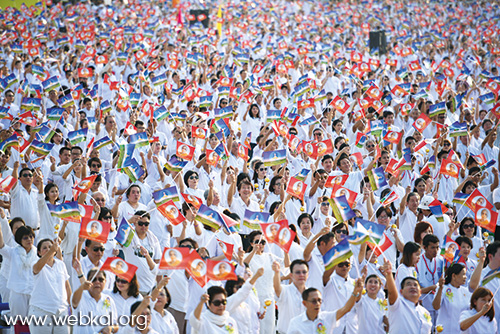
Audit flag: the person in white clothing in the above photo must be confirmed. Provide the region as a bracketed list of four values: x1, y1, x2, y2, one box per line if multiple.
[395, 242, 420, 289]
[383, 260, 432, 334]
[355, 274, 388, 334]
[287, 279, 364, 334]
[28, 238, 71, 334]
[459, 287, 496, 334]
[432, 263, 470, 334]
[273, 259, 308, 334]
[190, 286, 239, 334]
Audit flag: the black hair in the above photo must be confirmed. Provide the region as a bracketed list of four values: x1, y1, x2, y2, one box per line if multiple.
[14, 226, 35, 247]
[444, 263, 465, 285]
[422, 234, 439, 247]
[297, 213, 314, 228]
[302, 287, 319, 301]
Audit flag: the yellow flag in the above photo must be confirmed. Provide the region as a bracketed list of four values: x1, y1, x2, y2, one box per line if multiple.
[216, 5, 222, 37]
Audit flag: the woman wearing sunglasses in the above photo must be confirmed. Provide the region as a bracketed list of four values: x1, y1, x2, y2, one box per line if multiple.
[108, 273, 142, 317]
[183, 170, 205, 200]
[243, 230, 290, 334]
[72, 268, 118, 334]
[190, 286, 238, 334]
[457, 217, 483, 261]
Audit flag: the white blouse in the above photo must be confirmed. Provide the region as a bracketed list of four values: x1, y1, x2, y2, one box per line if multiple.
[435, 284, 471, 334]
[459, 309, 497, 334]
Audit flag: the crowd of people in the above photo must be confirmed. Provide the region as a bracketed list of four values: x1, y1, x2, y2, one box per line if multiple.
[0, 0, 499, 333]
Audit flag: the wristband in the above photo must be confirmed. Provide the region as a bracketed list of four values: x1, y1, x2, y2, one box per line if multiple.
[352, 292, 360, 298]
[78, 274, 83, 279]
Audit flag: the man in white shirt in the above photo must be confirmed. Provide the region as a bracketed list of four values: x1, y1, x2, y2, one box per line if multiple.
[10, 163, 39, 230]
[122, 210, 161, 294]
[287, 279, 363, 334]
[383, 260, 432, 334]
[273, 259, 308, 334]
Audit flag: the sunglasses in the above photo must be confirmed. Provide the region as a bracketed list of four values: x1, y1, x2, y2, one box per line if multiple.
[93, 247, 105, 252]
[444, 143, 451, 146]
[22, 235, 34, 241]
[91, 164, 101, 168]
[102, 216, 112, 220]
[211, 299, 227, 306]
[22, 173, 33, 178]
[180, 244, 193, 249]
[115, 278, 129, 284]
[313, 133, 323, 137]
[93, 277, 105, 283]
[259, 168, 267, 172]
[366, 144, 375, 148]
[321, 202, 329, 207]
[463, 224, 475, 229]
[189, 176, 199, 180]
[253, 240, 266, 245]
[293, 270, 308, 275]
[338, 262, 351, 268]
[335, 229, 348, 235]
[307, 298, 322, 304]
[138, 221, 150, 227]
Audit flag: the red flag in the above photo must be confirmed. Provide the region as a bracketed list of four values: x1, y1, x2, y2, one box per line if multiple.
[367, 233, 393, 257]
[159, 247, 191, 270]
[237, 144, 249, 160]
[366, 85, 383, 100]
[330, 96, 350, 114]
[79, 204, 94, 220]
[73, 174, 98, 194]
[325, 174, 349, 188]
[286, 177, 307, 201]
[124, 122, 137, 136]
[101, 257, 138, 282]
[475, 207, 498, 233]
[297, 98, 315, 109]
[383, 130, 403, 144]
[317, 139, 334, 156]
[465, 189, 493, 213]
[350, 152, 364, 168]
[176, 142, 196, 161]
[157, 200, 186, 225]
[302, 141, 318, 160]
[191, 126, 207, 140]
[274, 220, 295, 253]
[216, 239, 234, 261]
[439, 158, 461, 178]
[181, 193, 203, 209]
[186, 251, 207, 287]
[207, 259, 237, 281]
[78, 68, 93, 78]
[0, 176, 16, 194]
[79, 218, 110, 243]
[331, 185, 357, 208]
[413, 113, 432, 133]
[205, 149, 220, 166]
[18, 111, 37, 127]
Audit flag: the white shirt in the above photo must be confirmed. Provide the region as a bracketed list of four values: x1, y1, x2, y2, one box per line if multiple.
[288, 310, 339, 334]
[355, 295, 387, 334]
[323, 272, 357, 334]
[388, 296, 432, 334]
[122, 232, 161, 293]
[416, 254, 444, 312]
[108, 290, 143, 316]
[435, 284, 471, 334]
[189, 311, 239, 334]
[480, 264, 500, 332]
[0, 244, 37, 294]
[459, 309, 497, 334]
[395, 264, 418, 290]
[230, 196, 260, 235]
[11, 184, 39, 229]
[73, 291, 117, 334]
[30, 258, 69, 314]
[151, 309, 178, 334]
[276, 284, 306, 334]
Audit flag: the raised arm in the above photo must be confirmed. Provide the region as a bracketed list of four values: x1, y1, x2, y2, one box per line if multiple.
[33, 238, 60, 275]
[383, 260, 398, 305]
[335, 277, 364, 321]
[272, 261, 283, 298]
[303, 227, 330, 262]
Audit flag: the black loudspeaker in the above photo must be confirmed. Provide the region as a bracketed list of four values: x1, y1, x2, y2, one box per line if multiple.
[369, 30, 387, 55]
[189, 9, 210, 29]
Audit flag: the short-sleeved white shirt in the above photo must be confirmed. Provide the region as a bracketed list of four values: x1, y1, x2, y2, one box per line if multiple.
[388, 296, 432, 334]
[459, 309, 497, 334]
[288, 310, 338, 334]
[276, 284, 306, 334]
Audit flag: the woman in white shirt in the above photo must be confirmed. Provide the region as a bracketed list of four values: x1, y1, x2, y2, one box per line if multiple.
[190, 286, 239, 334]
[112, 184, 147, 221]
[296, 213, 314, 247]
[35, 179, 61, 241]
[432, 263, 470, 334]
[150, 277, 178, 334]
[242, 103, 263, 149]
[108, 274, 143, 316]
[460, 287, 496, 334]
[355, 274, 388, 334]
[0, 225, 37, 318]
[395, 242, 421, 289]
[28, 238, 71, 334]
[61, 158, 84, 202]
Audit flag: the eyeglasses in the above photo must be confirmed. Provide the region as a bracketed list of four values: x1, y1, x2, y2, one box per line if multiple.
[335, 229, 348, 235]
[102, 216, 112, 220]
[93, 247, 105, 252]
[116, 278, 129, 284]
[138, 221, 150, 227]
[91, 164, 101, 168]
[463, 224, 475, 229]
[293, 270, 308, 275]
[189, 175, 199, 180]
[307, 298, 322, 304]
[22, 173, 33, 178]
[253, 239, 266, 245]
[338, 262, 351, 268]
[93, 277, 105, 283]
[211, 299, 227, 306]
[180, 244, 193, 249]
